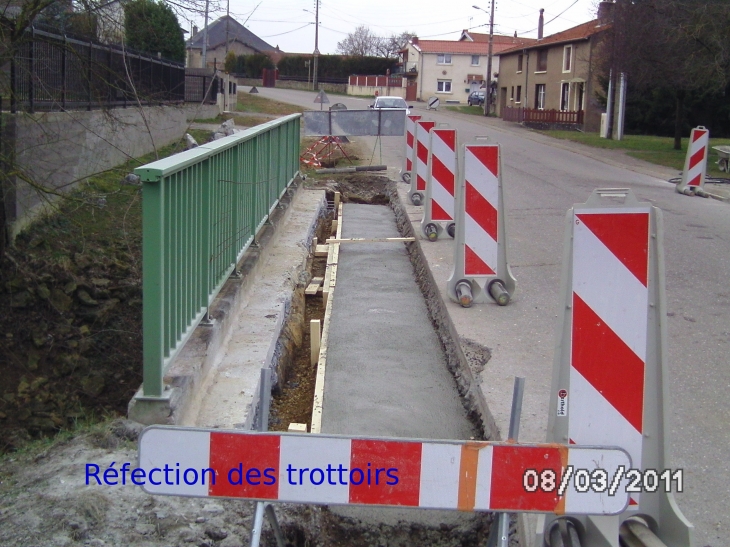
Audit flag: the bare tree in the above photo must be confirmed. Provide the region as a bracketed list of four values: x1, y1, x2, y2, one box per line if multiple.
[336, 25, 381, 57]
[376, 30, 416, 59]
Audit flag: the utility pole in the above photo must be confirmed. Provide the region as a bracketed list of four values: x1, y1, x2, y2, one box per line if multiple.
[473, 3, 496, 116]
[202, 0, 209, 68]
[313, 0, 320, 90]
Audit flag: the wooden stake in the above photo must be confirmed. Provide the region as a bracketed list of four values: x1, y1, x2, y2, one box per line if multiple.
[310, 319, 321, 366]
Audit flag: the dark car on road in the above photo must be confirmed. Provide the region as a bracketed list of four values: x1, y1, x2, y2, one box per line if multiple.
[467, 90, 485, 106]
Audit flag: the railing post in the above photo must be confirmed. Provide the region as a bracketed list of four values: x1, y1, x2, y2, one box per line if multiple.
[29, 28, 35, 113]
[142, 175, 165, 397]
[87, 42, 92, 110]
[10, 53, 16, 113]
[201, 157, 212, 320]
[61, 35, 67, 110]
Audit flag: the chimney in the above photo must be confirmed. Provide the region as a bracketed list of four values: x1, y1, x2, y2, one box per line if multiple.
[193, 25, 198, 35]
[538, 9, 544, 39]
[597, 1, 614, 24]
[411, 36, 419, 45]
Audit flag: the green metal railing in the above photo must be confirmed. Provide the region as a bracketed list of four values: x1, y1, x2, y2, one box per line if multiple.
[135, 114, 301, 397]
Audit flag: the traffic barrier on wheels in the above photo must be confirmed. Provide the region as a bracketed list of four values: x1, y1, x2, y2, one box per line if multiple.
[447, 142, 515, 307]
[421, 127, 457, 241]
[408, 120, 436, 205]
[401, 114, 421, 183]
[676, 126, 709, 196]
[536, 188, 693, 547]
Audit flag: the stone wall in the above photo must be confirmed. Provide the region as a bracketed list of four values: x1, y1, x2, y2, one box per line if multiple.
[235, 77, 347, 94]
[4, 103, 219, 237]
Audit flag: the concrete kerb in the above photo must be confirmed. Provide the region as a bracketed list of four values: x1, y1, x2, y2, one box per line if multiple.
[128, 178, 323, 426]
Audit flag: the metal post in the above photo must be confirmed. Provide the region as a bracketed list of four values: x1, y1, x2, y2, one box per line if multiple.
[605, 69, 614, 139]
[496, 377, 525, 547]
[313, 0, 320, 90]
[616, 72, 627, 141]
[250, 367, 275, 547]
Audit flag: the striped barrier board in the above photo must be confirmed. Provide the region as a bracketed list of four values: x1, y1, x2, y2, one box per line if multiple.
[447, 143, 515, 304]
[408, 120, 436, 205]
[139, 427, 630, 515]
[402, 115, 421, 182]
[539, 189, 694, 547]
[569, 205, 651, 509]
[676, 126, 709, 194]
[421, 127, 457, 240]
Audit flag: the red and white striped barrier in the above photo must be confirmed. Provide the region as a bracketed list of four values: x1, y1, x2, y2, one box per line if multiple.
[421, 127, 457, 241]
[402, 115, 421, 183]
[138, 427, 630, 515]
[539, 188, 694, 547]
[447, 143, 515, 305]
[408, 120, 436, 206]
[676, 126, 709, 195]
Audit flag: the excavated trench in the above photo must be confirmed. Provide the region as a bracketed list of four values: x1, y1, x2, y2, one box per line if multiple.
[262, 175, 499, 546]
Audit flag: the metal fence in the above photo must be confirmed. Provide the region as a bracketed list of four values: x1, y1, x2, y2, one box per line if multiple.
[5, 28, 185, 112]
[135, 114, 301, 397]
[184, 74, 220, 104]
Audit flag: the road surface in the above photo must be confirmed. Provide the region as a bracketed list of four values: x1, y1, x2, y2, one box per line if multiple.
[249, 85, 730, 547]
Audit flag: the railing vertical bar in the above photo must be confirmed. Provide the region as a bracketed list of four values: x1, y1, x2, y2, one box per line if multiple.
[142, 176, 165, 397]
[164, 176, 173, 356]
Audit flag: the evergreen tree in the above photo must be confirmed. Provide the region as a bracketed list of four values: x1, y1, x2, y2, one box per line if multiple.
[124, 0, 185, 62]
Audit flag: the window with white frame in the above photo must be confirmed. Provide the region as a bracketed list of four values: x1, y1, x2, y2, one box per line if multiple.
[437, 54, 452, 64]
[560, 82, 570, 111]
[563, 45, 572, 72]
[535, 84, 546, 109]
[437, 79, 452, 93]
[471, 55, 480, 65]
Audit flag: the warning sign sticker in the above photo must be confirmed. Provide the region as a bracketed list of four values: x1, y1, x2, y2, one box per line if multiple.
[557, 389, 568, 417]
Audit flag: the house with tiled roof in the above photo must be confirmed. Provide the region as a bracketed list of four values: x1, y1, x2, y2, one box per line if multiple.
[399, 33, 534, 104]
[495, 6, 611, 131]
[186, 15, 276, 69]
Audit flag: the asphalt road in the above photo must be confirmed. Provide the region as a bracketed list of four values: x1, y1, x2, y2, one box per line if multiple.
[249, 86, 730, 547]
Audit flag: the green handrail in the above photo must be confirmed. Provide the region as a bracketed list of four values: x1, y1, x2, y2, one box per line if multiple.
[135, 114, 301, 397]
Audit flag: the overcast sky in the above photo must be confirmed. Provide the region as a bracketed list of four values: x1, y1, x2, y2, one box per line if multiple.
[181, 0, 599, 54]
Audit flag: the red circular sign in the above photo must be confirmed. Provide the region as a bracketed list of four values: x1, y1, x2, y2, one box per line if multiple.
[558, 389, 568, 398]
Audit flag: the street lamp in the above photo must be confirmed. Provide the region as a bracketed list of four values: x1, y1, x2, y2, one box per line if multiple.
[303, 2, 320, 90]
[473, 4, 495, 116]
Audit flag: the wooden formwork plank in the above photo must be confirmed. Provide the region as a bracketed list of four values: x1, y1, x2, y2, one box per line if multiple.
[315, 245, 329, 257]
[326, 237, 416, 244]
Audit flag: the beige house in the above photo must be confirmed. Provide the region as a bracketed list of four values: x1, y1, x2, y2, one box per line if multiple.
[186, 15, 275, 70]
[495, 15, 610, 131]
[399, 33, 533, 104]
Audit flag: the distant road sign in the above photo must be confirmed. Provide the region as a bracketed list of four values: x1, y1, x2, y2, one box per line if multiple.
[137, 427, 630, 515]
[314, 90, 330, 104]
[428, 96, 440, 110]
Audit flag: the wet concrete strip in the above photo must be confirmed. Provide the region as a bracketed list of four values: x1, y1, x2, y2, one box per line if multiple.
[320, 202, 486, 531]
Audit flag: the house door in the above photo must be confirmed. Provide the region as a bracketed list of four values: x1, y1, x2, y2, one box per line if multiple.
[406, 81, 417, 102]
[470, 80, 480, 93]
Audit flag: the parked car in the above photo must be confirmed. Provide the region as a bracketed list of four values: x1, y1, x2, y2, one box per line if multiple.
[467, 90, 485, 107]
[369, 96, 412, 115]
